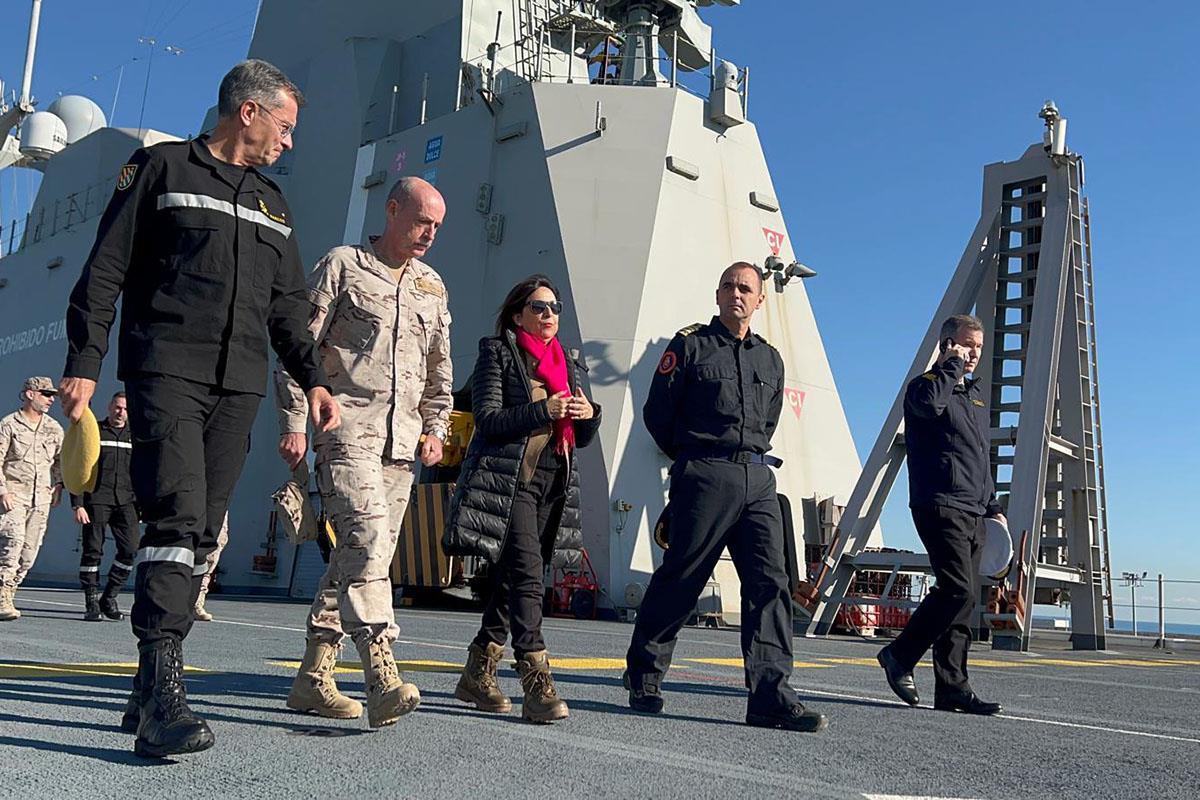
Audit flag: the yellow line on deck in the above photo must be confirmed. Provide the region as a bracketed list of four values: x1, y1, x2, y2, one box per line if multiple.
[550, 658, 630, 670]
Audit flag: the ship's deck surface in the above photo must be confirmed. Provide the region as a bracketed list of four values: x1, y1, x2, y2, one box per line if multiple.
[2, 588, 1197, 799]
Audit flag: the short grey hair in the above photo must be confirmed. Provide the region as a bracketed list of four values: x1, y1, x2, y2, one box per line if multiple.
[217, 59, 305, 118]
[940, 313, 984, 341]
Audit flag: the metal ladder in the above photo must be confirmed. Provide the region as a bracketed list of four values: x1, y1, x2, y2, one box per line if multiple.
[513, 0, 571, 82]
[1081, 199, 1115, 627]
[797, 116, 1110, 652]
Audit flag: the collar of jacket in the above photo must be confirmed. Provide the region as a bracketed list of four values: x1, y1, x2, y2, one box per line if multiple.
[10, 410, 45, 431]
[955, 376, 982, 394]
[100, 418, 129, 436]
[705, 315, 760, 347]
[364, 236, 415, 284]
[189, 135, 263, 191]
[501, 330, 587, 392]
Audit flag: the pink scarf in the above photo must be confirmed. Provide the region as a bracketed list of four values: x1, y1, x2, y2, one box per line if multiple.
[514, 329, 575, 454]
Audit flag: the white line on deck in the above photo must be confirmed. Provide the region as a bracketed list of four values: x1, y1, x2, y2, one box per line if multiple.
[793, 686, 1200, 745]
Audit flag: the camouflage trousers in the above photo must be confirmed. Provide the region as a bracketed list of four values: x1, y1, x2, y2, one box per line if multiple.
[308, 445, 414, 648]
[0, 499, 50, 588]
[197, 514, 230, 596]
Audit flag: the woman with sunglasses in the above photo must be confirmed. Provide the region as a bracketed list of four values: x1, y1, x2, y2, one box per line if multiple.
[443, 274, 600, 723]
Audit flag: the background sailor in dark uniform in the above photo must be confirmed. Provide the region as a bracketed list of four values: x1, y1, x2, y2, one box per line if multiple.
[72, 391, 138, 622]
[623, 262, 827, 733]
[876, 313, 1005, 715]
[59, 59, 340, 758]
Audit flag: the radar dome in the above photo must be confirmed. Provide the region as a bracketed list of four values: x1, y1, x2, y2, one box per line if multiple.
[46, 95, 106, 144]
[18, 111, 68, 160]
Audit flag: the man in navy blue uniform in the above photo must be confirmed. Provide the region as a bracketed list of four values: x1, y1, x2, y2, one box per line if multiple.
[60, 60, 340, 758]
[876, 313, 1006, 715]
[623, 262, 827, 733]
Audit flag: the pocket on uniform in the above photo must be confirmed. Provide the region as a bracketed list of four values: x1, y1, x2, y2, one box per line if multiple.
[167, 223, 221, 274]
[253, 226, 284, 295]
[327, 293, 382, 351]
[751, 368, 779, 415]
[129, 413, 185, 508]
[691, 363, 738, 416]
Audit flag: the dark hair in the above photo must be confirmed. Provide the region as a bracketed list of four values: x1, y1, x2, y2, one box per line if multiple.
[720, 261, 764, 293]
[940, 314, 984, 341]
[111, 391, 126, 401]
[495, 274, 560, 335]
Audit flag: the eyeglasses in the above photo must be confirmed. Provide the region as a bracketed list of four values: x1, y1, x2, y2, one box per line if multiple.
[37, 390, 57, 398]
[527, 300, 562, 316]
[256, 103, 296, 138]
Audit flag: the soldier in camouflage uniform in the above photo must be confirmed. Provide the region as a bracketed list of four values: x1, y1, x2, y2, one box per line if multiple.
[275, 177, 453, 728]
[0, 377, 65, 621]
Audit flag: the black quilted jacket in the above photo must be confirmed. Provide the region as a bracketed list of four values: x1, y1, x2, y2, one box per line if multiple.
[442, 332, 601, 567]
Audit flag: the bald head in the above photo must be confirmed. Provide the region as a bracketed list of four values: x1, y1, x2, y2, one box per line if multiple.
[380, 177, 446, 263]
[387, 176, 441, 211]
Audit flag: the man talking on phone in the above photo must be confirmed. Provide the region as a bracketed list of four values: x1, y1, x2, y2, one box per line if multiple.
[876, 314, 1006, 715]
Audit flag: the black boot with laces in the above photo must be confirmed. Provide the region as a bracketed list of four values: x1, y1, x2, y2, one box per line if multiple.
[133, 637, 215, 758]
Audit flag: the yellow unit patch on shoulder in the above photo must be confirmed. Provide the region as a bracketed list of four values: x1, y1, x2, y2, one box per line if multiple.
[414, 277, 445, 298]
[972, 398, 985, 407]
[921, 372, 938, 381]
[676, 322, 703, 337]
[257, 198, 287, 224]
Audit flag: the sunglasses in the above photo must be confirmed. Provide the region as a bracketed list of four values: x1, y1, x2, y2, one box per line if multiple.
[38, 390, 57, 398]
[527, 300, 562, 316]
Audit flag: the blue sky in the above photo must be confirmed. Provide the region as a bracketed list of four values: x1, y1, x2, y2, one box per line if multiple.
[2, 2, 1197, 615]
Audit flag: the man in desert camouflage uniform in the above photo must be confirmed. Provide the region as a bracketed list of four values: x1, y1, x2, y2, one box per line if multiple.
[0, 377, 65, 621]
[276, 177, 453, 728]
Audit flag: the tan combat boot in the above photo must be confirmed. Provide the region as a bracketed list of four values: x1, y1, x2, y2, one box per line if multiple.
[515, 650, 568, 724]
[193, 591, 213, 622]
[0, 585, 20, 621]
[454, 642, 513, 713]
[357, 638, 420, 728]
[286, 640, 363, 719]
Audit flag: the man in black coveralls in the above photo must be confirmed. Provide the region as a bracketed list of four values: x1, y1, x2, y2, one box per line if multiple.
[60, 59, 340, 758]
[624, 262, 827, 733]
[73, 391, 138, 622]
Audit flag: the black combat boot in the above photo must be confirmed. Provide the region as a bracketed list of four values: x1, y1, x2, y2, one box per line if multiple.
[99, 573, 126, 621]
[133, 637, 215, 758]
[83, 587, 103, 622]
[623, 671, 664, 714]
[119, 671, 142, 733]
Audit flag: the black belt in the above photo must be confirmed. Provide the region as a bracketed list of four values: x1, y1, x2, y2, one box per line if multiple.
[680, 451, 783, 468]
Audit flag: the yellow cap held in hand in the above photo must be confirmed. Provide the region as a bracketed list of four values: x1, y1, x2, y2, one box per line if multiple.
[62, 406, 101, 495]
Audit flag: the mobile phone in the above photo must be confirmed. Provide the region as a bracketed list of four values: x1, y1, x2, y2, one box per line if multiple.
[941, 337, 954, 352]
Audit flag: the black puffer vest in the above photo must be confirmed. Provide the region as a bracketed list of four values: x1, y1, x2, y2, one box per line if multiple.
[442, 332, 601, 567]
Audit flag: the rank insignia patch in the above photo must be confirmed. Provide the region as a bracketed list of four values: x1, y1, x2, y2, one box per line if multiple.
[257, 198, 287, 223]
[657, 351, 678, 375]
[116, 164, 138, 191]
[414, 277, 445, 298]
